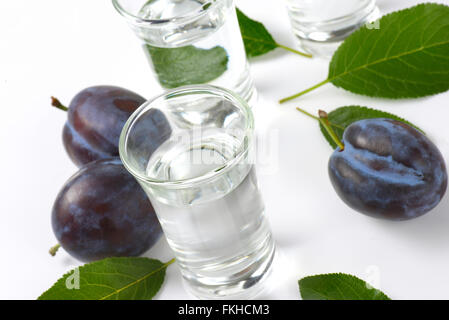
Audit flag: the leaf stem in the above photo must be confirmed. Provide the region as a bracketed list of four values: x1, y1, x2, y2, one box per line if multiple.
[165, 258, 176, 266]
[318, 110, 345, 151]
[296, 107, 345, 130]
[49, 244, 61, 256]
[275, 43, 313, 58]
[296, 107, 320, 121]
[51, 96, 68, 111]
[279, 79, 330, 104]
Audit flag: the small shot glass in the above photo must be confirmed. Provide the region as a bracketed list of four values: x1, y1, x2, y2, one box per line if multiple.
[285, 0, 380, 57]
[119, 85, 275, 299]
[112, 0, 257, 104]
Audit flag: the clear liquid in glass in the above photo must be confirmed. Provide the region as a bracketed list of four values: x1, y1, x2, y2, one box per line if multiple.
[135, 0, 256, 103]
[143, 128, 275, 299]
[286, 0, 379, 57]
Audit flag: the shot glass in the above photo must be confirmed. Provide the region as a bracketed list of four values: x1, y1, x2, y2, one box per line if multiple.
[285, 0, 380, 57]
[112, 0, 256, 104]
[119, 85, 275, 299]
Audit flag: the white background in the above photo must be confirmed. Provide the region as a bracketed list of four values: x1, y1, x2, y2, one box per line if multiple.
[1, 0, 449, 300]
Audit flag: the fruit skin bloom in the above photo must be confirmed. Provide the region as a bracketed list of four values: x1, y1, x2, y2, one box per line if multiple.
[63, 86, 146, 167]
[52, 158, 162, 262]
[328, 118, 448, 221]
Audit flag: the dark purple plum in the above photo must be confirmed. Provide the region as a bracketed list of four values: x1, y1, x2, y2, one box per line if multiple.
[329, 118, 447, 221]
[54, 86, 169, 167]
[52, 158, 162, 262]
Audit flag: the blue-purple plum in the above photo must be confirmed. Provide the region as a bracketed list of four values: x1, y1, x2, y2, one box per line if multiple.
[52, 158, 162, 262]
[329, 119, 447, 221]
[62, 86, 146, 167]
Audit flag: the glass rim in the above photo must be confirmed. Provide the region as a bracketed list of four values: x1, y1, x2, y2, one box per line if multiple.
[112, 0, 219, 27]
[287, 0, 377, 25]
[119, 85, 254, 188]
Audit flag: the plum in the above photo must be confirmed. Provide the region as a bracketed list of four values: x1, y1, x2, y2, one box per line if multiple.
[52, 158, 162, 262]
[52, 86, 149, 167]
[328, 118, 447, 221]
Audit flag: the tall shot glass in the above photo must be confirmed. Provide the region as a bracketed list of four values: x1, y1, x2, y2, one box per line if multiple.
[285, 0, 380, 57]
[119, 85, 275, 299]
[112, 0, 257, 104]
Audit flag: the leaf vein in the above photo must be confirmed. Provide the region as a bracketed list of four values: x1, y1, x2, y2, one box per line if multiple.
[98, 260, 170, 300]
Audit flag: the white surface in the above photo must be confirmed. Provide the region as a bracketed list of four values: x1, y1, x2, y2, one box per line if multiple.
[1, 0, 448, 300]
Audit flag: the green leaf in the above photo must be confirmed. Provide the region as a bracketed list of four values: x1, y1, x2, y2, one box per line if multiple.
[236, 8, 312, 58]
[299, 273, 391, 300]
[316, 106, 422, 149]
[145, 45, 228, 89]
[236, 8, 277, 58]
[281, 3, 449, 102]
[38, 257, 174, 300]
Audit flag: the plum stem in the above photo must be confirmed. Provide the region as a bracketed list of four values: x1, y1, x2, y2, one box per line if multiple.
[51, 97, 68, 111]
[279, 79, 330, 104]
[318, 110, 345, 151]
[49, 244, 61, 256]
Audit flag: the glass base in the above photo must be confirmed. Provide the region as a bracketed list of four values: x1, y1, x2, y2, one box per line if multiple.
[182, 240, 276, 300]
[232, 64, 258, 107]
[295, 39, 346, 59]
[290, 5, 380, 58]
